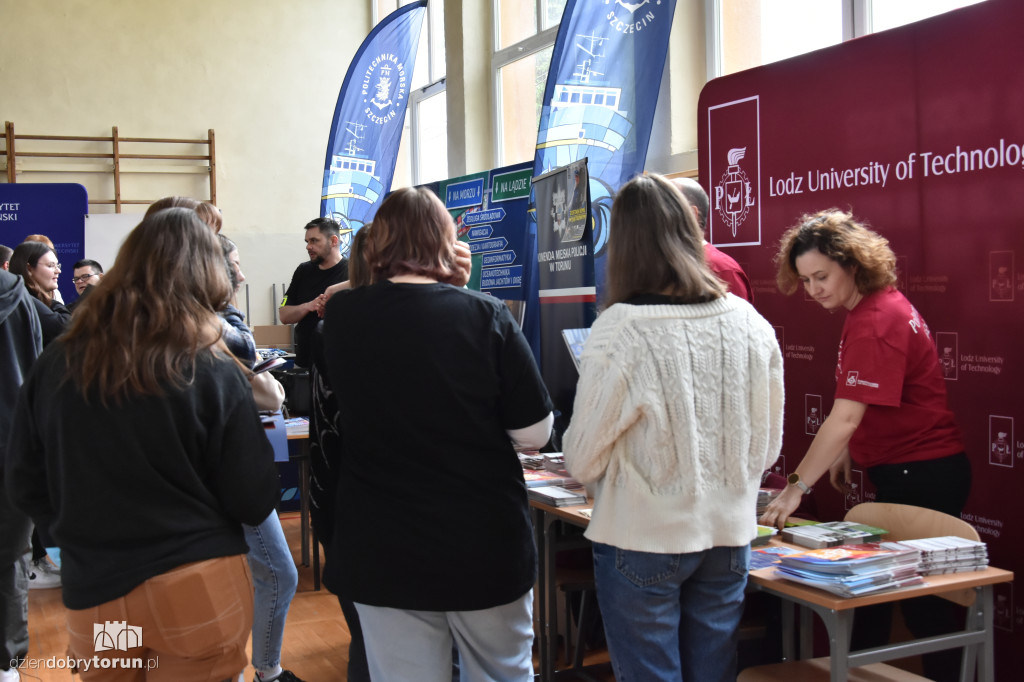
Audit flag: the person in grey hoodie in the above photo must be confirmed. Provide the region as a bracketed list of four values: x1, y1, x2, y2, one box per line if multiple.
[0, 268, 43, 681]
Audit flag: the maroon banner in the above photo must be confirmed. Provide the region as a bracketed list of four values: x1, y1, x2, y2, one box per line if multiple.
[699, 1, 1024, 671]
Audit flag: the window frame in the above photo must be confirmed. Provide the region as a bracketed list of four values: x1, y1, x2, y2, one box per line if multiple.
[704, 0, 983, 80]
[491, 18, 559, 167]
[408, 78, 448, 184]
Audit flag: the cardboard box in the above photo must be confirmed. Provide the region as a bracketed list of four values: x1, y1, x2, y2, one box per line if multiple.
[252, 324, 293, 349]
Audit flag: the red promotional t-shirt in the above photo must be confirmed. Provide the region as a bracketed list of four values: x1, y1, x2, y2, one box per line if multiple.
[834, 288, 963, 467]
[704, 242, 754, 303]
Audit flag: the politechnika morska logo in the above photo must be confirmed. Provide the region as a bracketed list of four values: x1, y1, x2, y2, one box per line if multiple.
[714, 147, 756, 237]
[360, 53, 409, 126]
[605, 0, 667, 34]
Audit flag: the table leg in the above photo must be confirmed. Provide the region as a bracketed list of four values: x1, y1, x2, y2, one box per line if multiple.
[799, 605, 813, 659]
[780, 598, 795, 661]
[977, 585, 994, 682]
[545, 515, 558, 681]
[828, 610, 854, 682]
[532, 507, 550, 682]
[298, 453, 310, 567]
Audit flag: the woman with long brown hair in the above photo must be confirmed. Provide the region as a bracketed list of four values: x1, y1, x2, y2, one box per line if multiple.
[6, 207, 280, 681]
[563, 173, 783, 682]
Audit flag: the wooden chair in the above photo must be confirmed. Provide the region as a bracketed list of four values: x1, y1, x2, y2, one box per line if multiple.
[739, 502, 980, 681]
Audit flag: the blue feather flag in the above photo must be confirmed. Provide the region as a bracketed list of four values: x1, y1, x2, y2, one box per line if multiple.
[320, 1, 427, 253]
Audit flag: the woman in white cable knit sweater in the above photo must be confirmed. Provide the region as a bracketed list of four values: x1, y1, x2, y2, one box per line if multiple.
[563, 173, 783, 682]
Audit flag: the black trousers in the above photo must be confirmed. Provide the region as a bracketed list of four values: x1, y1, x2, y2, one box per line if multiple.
[850, 452, 972, 682]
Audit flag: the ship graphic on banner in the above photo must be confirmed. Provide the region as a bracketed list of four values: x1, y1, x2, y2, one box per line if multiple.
[535, 32, 632, 259]
[322, 121, 383, 253]
[532, 0, 676, 287]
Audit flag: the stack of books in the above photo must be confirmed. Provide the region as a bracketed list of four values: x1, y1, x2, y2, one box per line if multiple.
[774, 544, 923, 598]
[757, 488, 781, 516]
[782, 520, 888, 549]
[879, 536, 988, 575]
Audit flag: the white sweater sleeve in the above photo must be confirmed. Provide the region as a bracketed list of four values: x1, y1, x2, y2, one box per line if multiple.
[764, 334, 785, 471]
[563, 336, 637, 485]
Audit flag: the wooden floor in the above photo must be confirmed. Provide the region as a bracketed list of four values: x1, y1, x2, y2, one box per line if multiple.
[21, 514, 614, 681]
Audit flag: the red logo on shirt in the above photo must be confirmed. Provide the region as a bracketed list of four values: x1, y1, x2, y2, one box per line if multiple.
[846, 371, 858, 386]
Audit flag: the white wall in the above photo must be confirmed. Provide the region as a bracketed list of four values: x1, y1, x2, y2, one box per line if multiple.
[1, 0, 370, 324]
[2, 1, 710, 323]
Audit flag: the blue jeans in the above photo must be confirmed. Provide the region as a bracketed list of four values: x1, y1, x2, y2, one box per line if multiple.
[592, 542, 749, 682]
[243, 510, 298, 672]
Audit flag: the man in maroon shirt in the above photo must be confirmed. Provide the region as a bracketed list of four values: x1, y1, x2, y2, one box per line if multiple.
[673, 177, 754, 302]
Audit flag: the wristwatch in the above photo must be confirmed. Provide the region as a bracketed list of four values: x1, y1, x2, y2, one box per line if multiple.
[787, 472, 812, 495]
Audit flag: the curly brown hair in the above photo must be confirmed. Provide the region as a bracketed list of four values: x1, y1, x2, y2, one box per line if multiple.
[775, 209, 897, 295]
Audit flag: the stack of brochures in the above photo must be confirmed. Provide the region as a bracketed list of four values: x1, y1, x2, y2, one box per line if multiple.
[751, 525, 778, 547]
[522, 469, 579, 489]
[774, 544, 923, 598]
[878, 536, 988, 575]
[782, 520, 888, 549]
[284, 417, 309, 437]
[527, 485, 588, 507]
[750, 545, 801, 570]
[756, 488, 781, 517]
[519, 452, 546, 470]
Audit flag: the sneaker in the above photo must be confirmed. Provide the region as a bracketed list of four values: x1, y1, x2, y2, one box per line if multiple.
[28, 557, 61, 590]
[254, 671, 306, 682]
[0, 666, 19, 681]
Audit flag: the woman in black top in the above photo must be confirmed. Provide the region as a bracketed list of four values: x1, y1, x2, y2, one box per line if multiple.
[7, 207, 280, 681]
[322, 187, 554, 682]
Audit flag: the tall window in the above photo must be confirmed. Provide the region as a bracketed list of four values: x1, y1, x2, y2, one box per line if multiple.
[868, 0, 985, 33]
[708, 0, 987, 78]
[493, 0, 567, 165]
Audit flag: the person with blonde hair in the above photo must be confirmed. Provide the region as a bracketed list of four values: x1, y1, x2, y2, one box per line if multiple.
[6, 207, 281, 681]
[760, 208, 968, 682]
[322, 186, 553, 682]
[562, 173, 782, 682]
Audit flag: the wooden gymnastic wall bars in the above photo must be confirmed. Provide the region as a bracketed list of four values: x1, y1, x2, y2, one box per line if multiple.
[2, 121, 217, 211]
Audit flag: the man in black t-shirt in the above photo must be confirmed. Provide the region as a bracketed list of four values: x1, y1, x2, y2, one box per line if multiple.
[279, 217, 349, 367]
